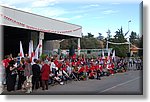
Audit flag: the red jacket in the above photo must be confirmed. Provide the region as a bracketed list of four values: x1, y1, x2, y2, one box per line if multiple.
[90, 65, 96, 71]
[111, 63, 115, 69]
[54, 60, 59, 67]
[78, 67, 84, 73]
[41, 64, 50, 80]
[62, 66, 67, 71]
[2, 59, 11, 68]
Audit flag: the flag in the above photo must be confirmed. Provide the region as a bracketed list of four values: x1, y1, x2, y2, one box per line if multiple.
[33, 40, 42, 60]
[20, 41, 24, 60]
[39, 40, 42, 57]
[112, 50, 115, 60]
[34, 44, 39, 60]
[107, 49, 111, 63]
[107, 49, 110, 59]
[102, 50, 105, 59]
[28, 41, 31, 58]
[28, 40, 34, 62]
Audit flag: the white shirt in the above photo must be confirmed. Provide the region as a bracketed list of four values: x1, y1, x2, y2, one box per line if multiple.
[50, 62, 56, 71]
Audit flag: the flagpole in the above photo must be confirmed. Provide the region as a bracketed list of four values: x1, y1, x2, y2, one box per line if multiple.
[128, 20, 131, 31]
[106, 29, 111, 59]
[128, 20, 131, 56]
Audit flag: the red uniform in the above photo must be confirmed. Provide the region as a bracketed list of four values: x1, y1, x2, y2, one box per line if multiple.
[109, 64, 114, 75]
[65, 61, 69, 66]
[89, 72, 94, 77]
[62, 66, 67, 71]
[77, 61, 81, 66]
[54, 60, 59, 68]
[90, 65, 96, 71]
[78, 67, 84, 73]
[2, 59, 11, 68]
[85, 66, 89, 72]
[72, 62, 76, 66]
[57, 63, 62, 69]
[99, 65, 103, 72]
[111, 63, 115, 69]
[95, 65, 99, 70]
[41, 64, 50, 80]
[72, 54, 76, 60]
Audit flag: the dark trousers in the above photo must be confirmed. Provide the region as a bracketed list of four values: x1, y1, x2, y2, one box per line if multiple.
[97, 72, 101, 80]
[32, 76, 40, 90]
[89, 76, 94, 79]
[7, 74, 17, 92]
[129, 62, 132, 67]
[73, 72, 79, 80]
[42, 80, 48, 90]
[17, 74, 26, 90]
[52, 68, 57, 76]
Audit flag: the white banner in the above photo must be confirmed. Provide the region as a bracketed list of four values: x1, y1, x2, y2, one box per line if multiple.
[108, 41, 130, 45]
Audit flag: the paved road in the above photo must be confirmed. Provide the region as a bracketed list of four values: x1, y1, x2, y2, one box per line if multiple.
[2, 69, 143, 95]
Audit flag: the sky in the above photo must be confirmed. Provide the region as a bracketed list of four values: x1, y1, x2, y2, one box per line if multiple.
[0, 0, 142, 38]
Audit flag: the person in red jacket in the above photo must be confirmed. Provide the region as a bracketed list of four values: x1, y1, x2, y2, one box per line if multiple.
[41, 61, 50, 90]
[108, 63, 114, 75]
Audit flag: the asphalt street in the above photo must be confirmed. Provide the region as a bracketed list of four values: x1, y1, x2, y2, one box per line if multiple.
[2, 67, 143, 95]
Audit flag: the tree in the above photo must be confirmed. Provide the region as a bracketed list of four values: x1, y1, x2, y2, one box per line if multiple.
[109, 27, 128, 57]
[129, 31, 140, 47]
[60, 32, 104, 49]
[138, 34, 143, 57]
[107, 29, 112, 40]
[97, 33, 104, 40]
[81, 37, 104, 49]
[60, 38, 77, 49]
[87, 33, 94, 38]
[114, 27, 126, 42]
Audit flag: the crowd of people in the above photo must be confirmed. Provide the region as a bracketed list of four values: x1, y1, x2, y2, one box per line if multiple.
[1, 53, 142, 93]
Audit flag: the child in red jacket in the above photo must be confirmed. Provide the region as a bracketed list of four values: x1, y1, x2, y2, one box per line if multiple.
[41, 61, 50, 90]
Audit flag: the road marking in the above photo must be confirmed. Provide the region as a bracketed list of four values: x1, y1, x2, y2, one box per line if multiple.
[99, 77, 141, 93]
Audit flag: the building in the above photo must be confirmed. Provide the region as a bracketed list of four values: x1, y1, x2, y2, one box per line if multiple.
[130, 45, 142, 57]
[0, 5, 82, 57]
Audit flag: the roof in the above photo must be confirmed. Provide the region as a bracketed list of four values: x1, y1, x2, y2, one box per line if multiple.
[0, 5, 82, 38]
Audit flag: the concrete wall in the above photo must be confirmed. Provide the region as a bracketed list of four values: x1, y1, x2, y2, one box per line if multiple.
[43, 40, 60, 52]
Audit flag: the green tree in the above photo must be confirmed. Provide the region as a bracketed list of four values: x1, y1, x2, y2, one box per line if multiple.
[60, 33, 104, 49]
[109, 27, 128, 57]
[60, 38, 77, 49]
[129, 31, 140, 47]
[86, 33, 94, 38]
[97, 33, 104, 40]
[138, 34, 143, 57]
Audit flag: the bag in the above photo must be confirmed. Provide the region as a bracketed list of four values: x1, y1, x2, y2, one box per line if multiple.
[22, 80, 32, 89]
